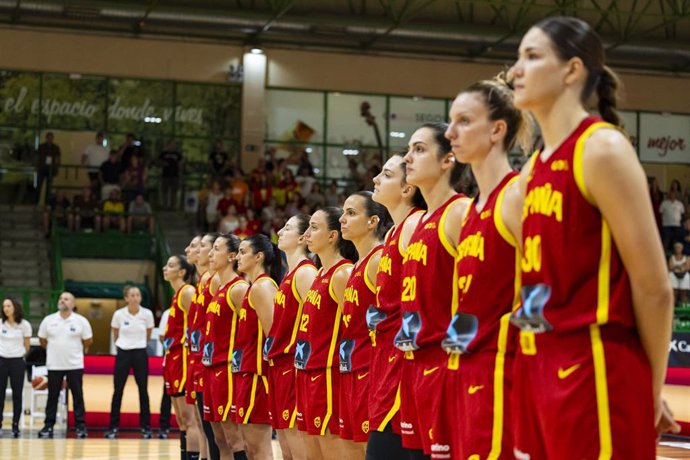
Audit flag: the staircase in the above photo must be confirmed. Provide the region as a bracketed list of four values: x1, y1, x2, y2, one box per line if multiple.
[157, 210, 198, 256]
[0, 205, 55, 328]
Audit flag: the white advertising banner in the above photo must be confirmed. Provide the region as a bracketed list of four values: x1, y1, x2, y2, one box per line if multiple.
[619, 110, 638, 149]
[639, 112, 690, 164]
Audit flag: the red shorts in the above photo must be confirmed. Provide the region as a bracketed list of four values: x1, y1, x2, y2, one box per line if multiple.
[431, 351, 514, 460]
[399, 347, 446, 454]
[267, 356, 297, 430]
[185, 357, 202, 404]
[512, 325, 656, 460]
[202, 364, 233, 422]
[295, 367, 340, 436]
[339, 369, 371, 442]
[163, 346, 187, 396]
[231, 372, 272, 425]
[368, 344, 402, 434]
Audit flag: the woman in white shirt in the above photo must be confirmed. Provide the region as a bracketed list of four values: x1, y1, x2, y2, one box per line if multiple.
[105, 286, 155, 439]
[0, 297, 31, 438]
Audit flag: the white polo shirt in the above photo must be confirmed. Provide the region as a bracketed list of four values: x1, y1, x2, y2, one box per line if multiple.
[111, 306, 154, 350]
[0, 319, 32, 358]
[38, 312, 93, 371]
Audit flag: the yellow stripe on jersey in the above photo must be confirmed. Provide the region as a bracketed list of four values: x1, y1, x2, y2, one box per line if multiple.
[243, 374, 260, 424]
[179, 346, 188, 391]
[285, 265, 309, 354]
[223, 314, 238, 420]
[397, 210, 425, 258]
[589, 324, 613, 459]
[487, 313, 511, 460]
[494, 176, 519, 248]
[323, 368, 334, 436]
[377, 382, 402, 432]
[363, 249, 381, 294]
[438, 198, 462, 257]
[328, 263, 353, 303]
[597, 221, 612, 325]
[573, 121, 613, 205]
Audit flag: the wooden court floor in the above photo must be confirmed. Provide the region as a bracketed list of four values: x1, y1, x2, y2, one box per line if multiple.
[0, 435, 688, 459]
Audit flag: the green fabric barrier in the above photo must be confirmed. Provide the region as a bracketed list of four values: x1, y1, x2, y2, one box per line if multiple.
[64, 280, 152, 308]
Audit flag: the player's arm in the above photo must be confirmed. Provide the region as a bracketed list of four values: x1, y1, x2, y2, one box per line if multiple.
[501, 177, 523, 247]
[583, 129, 677, 432]
[250, 279, 278, 333]
[443, 197, 471, 248]
[229, 282, 250, 313]
[332, 265, 353, 310]
[179, 285, 196, 313]
[399, 212, 423, 252]
[366, 249, 383, 288]
[294, 264, 318, 302]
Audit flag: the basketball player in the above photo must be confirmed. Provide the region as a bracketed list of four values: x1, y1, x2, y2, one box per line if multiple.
[338, 191, 391, 457]
[233, 234, 284, 460]
[393, 123, 470, 456]
[367, 154, 425, 459]
[162, 255, 202, 459]
[510, 16, 679, 459]
[435, 77, 530, 459]
[295, 207, 357, 460]
[203, 234, 248, 460]
[265, 214, 317, 460]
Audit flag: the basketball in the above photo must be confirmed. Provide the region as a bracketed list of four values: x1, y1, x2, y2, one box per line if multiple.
[31, 375, 48, 390]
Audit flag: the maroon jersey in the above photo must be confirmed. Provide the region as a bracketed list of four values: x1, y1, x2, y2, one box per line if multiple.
[369, 209, 423, 347]
[340, 246, 382, 373]
[295, 259, 353, 371]
[512, 117, 635, 334]
[163, 284, 191, 353]
[233, 274, 278, 375]
[443, 172, 519, 355]
[394, 195, 464, 351]
[202, 276, 246, 368]
[265, 259, 316, 360]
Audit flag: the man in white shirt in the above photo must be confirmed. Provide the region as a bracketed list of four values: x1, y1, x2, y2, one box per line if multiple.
[660, 189, 686, 251]
[37, 292, 93, 439]
[81, 131, 109, 188]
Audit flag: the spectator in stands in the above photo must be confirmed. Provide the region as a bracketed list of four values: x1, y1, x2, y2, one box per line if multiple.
[284, 193, 301, 218]
[233, 215, 251, 239]
[660, 189, 685, 251]
[683, 218, 690, 256]
[272, 159, 288, 207]
[204, 180, 223, 231]
[283, 168, 300, 205]
[43, 189, 73, 236]
[295, 165, 315, 198]
[208, 140, 227, 179]
[119, 133, 144, 169]
[305, 182, 326, 210]
[38, 292, 93, 439]
[0, 296, 32, 438]
[325, 180, 340, 207]
[649, 176, 663, 234]
[229, 168, 249, 211]
[250, 159, 272, 210]
[73, 187, 101, 232]
[100, 150, 123, 200]
[127, 193, 154, 233]
[297, 149, 314, 176]
[36, 132, 61, 203]
[121, 155, 147, 205]
[102, 188, 126, 232]
[260, 197, 277, 227]
[81, 132, 109, 190]
[218, 204, 240, 234]
[669, 241, 690, 307]
[158, 140, 183, 210]
[245, 208, 261, 235]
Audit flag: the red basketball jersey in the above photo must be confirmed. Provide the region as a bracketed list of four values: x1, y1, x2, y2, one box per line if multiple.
[370, 209, 423, 346]
[443, 172, 519, 355]
[340, 245, 382, 373]
[163, 284, 192, 353]
[187, 272, 212, 358]
[266, 259, 316, 360]
[514, 117, 635, 333]
[295, 259, 353, 371]
[233, 274, 279, 375]
[202, 276, 247, 368]
[394, 194, 464, 351]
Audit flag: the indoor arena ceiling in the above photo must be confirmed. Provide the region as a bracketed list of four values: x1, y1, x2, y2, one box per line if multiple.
[1, 0, 690, 75]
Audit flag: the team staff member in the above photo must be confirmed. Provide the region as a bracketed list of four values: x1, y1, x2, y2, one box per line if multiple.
[367, 155, 425, 459]
[510, 16, 679, 459]
[105, 286, 155, 439]
[234, 234, 283, 460]
[394, 123, 469, 456]
[0, 297, 32, 438]
[204, 234, 248, 460]
[162, 255, 202, 460]
[437, 78, 528, 459]
[37, 292, 93, 439]
[338, 191, 390, 457]
[265, 214, 316, 460]
[295, 207, 356, 459]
